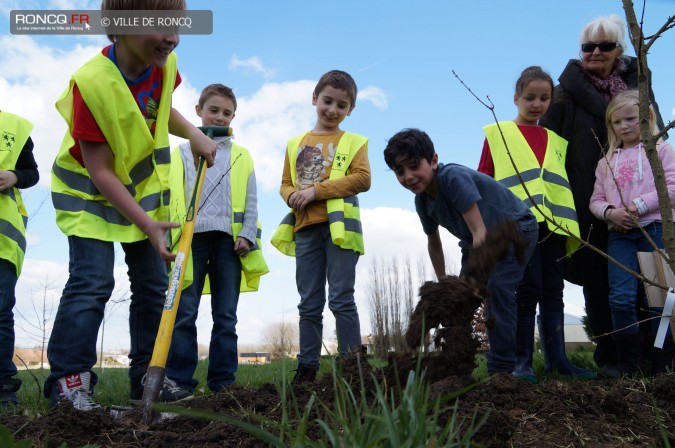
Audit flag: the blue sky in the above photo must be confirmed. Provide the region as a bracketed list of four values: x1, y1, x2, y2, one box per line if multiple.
[1, 0, 674, 351]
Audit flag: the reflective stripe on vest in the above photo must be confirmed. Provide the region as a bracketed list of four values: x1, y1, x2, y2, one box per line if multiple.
[271, 132, 368, 256]
[51, 52, 176, 242]
[485, 122, 580, 253]
[0, 112, 33, 275]
[168, 142, 269, 293]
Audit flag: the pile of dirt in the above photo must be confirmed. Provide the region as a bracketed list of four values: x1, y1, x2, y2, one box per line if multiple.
[2, 366, 675, 447]
[3, 222, 673, 446]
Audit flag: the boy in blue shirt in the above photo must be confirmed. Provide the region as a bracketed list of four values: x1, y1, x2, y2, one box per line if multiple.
[383, 128, 538, 375]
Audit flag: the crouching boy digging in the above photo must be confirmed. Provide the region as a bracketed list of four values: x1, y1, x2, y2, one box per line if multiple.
[383, 128, 538, 375]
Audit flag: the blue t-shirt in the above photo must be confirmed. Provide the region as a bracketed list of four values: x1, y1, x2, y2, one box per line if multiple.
[415, 163, 537, 250]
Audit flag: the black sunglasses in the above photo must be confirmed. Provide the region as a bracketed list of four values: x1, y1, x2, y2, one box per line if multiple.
[581, 42, 619, 53]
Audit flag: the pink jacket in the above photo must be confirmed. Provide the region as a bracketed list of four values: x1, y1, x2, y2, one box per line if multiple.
[590, 142, 675, 229]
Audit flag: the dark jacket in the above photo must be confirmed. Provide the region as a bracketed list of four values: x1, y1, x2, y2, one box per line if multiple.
[14, 137, 39, 189]
[540, 56, 664, 285]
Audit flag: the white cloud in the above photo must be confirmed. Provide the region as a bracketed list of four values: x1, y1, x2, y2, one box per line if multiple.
[25, 231, 41, 247]
[1, 0, 103, 15]
[46, 0, 100, 10]
[0, 35, 104, 186]
[562, 281, 587, 318]
[229, 55, 276, 79]
[15, 255, 133, 350]
[359, 86, 388, 111]
[233, 80, 316, 191]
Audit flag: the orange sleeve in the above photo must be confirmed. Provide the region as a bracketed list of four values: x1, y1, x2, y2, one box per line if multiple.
[279, 147, 296, 205]
[313, 143, 371, 200]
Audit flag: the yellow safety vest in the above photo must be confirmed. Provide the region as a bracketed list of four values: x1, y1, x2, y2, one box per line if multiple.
[271, 132, 368, 256]
[485, 122, 580, 253]
[51, 52, 176, 242]
[168, 142, 269, 292]
[0, 112, 33, 276]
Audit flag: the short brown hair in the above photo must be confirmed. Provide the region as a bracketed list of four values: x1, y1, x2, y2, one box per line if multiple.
[313, 70, 357, 109]
[198, 84, 237, 110]
[102, 0, 186, 42]
[102, 0, 185, 11]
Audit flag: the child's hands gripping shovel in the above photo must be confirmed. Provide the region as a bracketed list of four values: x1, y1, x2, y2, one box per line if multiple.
[141, 126, 232, 425]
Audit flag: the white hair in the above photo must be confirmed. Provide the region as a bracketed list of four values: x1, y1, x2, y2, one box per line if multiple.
[579, 14, 627, 56]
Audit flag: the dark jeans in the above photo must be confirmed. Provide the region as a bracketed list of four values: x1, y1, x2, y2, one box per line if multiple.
[517, 225, 567, 318]
[295, 223, 361, 370]
[44, 236, 166, 397]
[481, 224, 538, 374]
[166, 231, 241, 391]
[0, 258, 18, 379]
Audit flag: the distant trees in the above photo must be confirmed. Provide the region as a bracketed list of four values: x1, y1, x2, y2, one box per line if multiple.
[367, 254, 489, 357]
[367, 256, 431, 358]
[14, 278, 57, 369]
[262, 320, 298, 361]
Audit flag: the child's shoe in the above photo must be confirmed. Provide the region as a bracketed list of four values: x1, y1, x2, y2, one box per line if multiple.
[291, 364, 318, 385]
[159, 377, 194, 403]
[0, 378, 21, 412]
[51, 372, 101, 411]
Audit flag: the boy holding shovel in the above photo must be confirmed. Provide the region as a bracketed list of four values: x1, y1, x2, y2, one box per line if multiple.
[46, 0, 216, 410]
[161, 84, 268, 401]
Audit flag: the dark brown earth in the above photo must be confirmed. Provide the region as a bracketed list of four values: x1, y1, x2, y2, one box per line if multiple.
[2, 358, 674, 447]
[2, 222, 674, 447]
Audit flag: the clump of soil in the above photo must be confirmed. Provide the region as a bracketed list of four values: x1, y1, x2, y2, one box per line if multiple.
[390, 221, 526, 382]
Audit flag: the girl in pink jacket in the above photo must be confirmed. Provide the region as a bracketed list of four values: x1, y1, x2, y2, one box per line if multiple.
[589, 89, 675, 377]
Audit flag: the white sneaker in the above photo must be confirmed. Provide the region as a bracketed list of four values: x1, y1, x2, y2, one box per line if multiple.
[54, 372, 101, 411]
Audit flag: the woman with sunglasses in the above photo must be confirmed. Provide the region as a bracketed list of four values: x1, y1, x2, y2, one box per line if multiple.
[540, 14, 666, 377]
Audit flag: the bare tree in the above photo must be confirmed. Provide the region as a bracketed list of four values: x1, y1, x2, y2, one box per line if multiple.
[368, 261, 388, 358]
[368, 256, 435, 357]
[262, 321, 298, 361]
[14, 277, 57, 369]
[622, 1, 675, 271]
[99, 287, 129, 369]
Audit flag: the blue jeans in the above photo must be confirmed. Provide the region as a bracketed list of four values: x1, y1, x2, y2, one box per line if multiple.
[295, 223, 361, 370]
[608, 222, 664, 335]
[44, 236, 166, 397]
[477, 224, 538, 374]
[0, 258, 18, 379]
[166, 231, 241, 391]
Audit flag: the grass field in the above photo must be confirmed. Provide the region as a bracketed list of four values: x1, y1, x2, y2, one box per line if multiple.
[10, 349, 597, 416]
[12, 357, 308, 415]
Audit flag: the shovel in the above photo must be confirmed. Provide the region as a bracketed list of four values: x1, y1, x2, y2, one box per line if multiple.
[141, 125, 232, 424]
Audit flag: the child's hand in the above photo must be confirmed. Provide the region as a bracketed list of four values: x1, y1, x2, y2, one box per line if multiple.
[472, 228, 487, 247]
[288, 187, 317, 212]
[143, 220, 180, 261]
[234, 236, 252, 257]
[189, 129, 217, 167]
[0, 170, 18, 191]
[606, 207, 635, 232]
